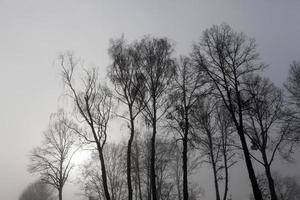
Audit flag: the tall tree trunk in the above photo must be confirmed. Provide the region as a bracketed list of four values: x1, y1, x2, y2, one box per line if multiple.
[222, 149, 229, 200]
[208, 133, 220, 200]
[237, 128, 263, 200]
[151, 118, 157, 200]
[212, 161, 221, 200]
[182, 120, 189, 200]
[234, 83, 263, 200]
[151, 97, 158, 200]
[58, 187, 62, 200]
[147, 160, 151, 200]
[135, 141, 143, 200]
[176, 157, 182, 200]
[59, 157, 63, 200]
[135, 174, 138, 200]
[182, 82, 189, 200]
[262, 151, 278, 200]
[127, 109, 134, 200]
[98, 147, 111, 200]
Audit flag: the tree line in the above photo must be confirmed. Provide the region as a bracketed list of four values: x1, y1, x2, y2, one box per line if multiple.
[22, 24, 300, 200]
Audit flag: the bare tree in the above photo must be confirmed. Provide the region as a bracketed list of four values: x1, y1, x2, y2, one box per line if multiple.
[79, 143, 126, 200]
[191, 99, 236, 200]
[166, 56, 207, 200]
[19, 181, 54, 200]
[284, 61, 300, 141]
[242, 74, 289, 200]
[138, 134, 174, 200]
[29, 110, 77, 200]
[250, 173, 300, 200]
[131, 131, 145, 200]
[168, 141, 202, 200]
[131, 132, 194, 200]
[285, 61, 300, 108]
[60, 52, 113, 200]
[108, 37, 145, 200]
[192, 23, 265, 200]
[216, 104, 238, 200]
[131, 36, 176, 200]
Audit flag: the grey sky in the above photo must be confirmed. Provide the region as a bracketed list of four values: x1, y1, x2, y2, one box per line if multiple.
[0, 0, 300, 200]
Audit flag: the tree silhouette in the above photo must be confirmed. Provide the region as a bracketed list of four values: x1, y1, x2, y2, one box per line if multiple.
[192, 24, 265, 200]
[284, 61, 300, 143]
[108, 37, 146, 200]
[166, 56, 207, 200]
[79, 143, 126, 200]
[29, 110, 77, 200]
[60, 52, 114, 200]
[250, 173, 300, 200]
[191, 98, 236, 200]
[242, 74, 288, 200]
[131, 36, 176, 200]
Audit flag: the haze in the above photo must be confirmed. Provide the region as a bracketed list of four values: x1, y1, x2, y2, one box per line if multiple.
[0, 0, 300, 200]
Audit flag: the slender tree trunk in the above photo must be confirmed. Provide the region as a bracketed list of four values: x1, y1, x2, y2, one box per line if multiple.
[151, 98, 158, 200]
[58, 187, 62, 200]
[135, 141, 143, 200]
[262, 151, 278, 200]
[237, 128, 263, 200]
[98, 147, 111, 200]
[127, 109, 134, 200]
[222, 149, 229, 200]
[212, 161, 221, 200]
[265, 165, 278, 200]
[176, 157, 182, 200]
[138, 174, 143, 200]
[182, 82, 189, 200]
[208, 133, 220, 200]
[59, 157, 63, 200]
[182, 120, 189, 200]
[135, 174, 138, 200]
[234, 85, 263, 200]
[151, 119, 157, 200]
[147, 160, 151, 200]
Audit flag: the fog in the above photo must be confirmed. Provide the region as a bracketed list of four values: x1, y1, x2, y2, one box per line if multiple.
[0, 1, 300, 200]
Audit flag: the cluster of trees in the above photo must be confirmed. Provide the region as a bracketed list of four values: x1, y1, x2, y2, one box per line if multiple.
[23, 24, 300, 200]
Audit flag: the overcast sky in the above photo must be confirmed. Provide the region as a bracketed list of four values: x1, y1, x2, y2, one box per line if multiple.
[0, 0, 300, 200]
